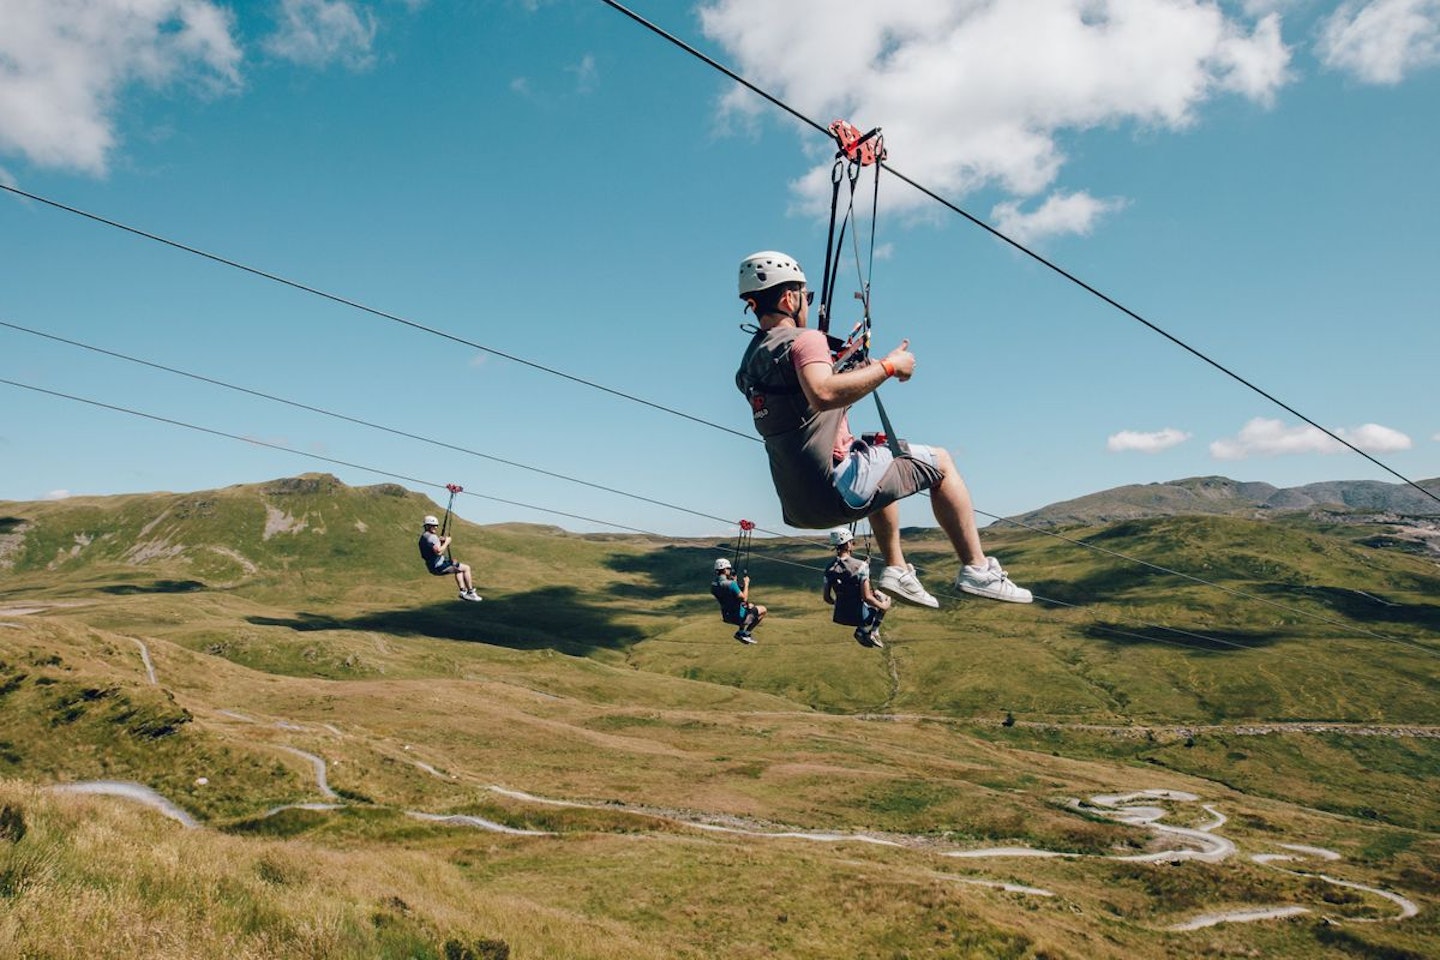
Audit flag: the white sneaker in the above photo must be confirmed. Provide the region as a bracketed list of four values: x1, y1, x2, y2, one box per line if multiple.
[852, 627, 884, 648]
[876, 564, 938, 608]
[956, 557, 1032, 603]
[461, 590, 483, 602]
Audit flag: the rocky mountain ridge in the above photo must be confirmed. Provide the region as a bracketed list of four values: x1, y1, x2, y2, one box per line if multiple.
[1005, 475, 1440, 529]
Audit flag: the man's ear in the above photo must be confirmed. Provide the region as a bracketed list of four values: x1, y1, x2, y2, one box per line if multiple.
[742, 297, 757, 315]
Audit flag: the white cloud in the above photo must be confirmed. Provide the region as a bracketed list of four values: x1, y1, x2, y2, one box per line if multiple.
[568, 53, 598, 94]
[699, 0, 1292, 241]
[45, 489, 72, 500]
[0, 0, 242, 174]
[1210, 417, 1413, 459]
[1318, 0, 1440, 84]
[1107, 427, 1191, 453]
[992, 190, 1128, 244]
[263, 0, 377, 71]
[1340, 422, 1413, 451]
[1241, 0, 1300, 14]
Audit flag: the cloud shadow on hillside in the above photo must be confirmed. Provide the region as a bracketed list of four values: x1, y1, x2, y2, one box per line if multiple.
[245, 585, 644, 655]
[98, 579, 206, 595]
[1082, 621, 1284, 653]
[1039, 565, 1190, 605]
[1264, 584, 1440, 636]
[605, 542, 846, 598]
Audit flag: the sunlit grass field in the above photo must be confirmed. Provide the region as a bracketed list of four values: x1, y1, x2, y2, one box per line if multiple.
[2, 475, 1437, 958]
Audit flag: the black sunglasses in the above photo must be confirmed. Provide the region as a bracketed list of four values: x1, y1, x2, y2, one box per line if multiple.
[797, 289, 814, 305]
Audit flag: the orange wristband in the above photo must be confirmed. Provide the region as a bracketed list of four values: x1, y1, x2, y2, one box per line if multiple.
[880, 359, 896, 378]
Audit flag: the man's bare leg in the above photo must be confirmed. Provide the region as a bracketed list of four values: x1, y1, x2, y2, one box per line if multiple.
[928, 448, 985, 567]
[868, 501, 906, 569]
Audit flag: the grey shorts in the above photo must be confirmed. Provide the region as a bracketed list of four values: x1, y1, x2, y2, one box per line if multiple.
[835, 439, 943, 510]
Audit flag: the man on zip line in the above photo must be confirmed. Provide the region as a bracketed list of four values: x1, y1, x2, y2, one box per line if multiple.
[823, 527, 892, 647]
[734, 251, 1030, 606]
[711, 556, 766, 644]
[419, 514, 482, 602]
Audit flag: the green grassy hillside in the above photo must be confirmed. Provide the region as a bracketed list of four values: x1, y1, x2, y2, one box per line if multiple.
[1, 476, 1436, 959]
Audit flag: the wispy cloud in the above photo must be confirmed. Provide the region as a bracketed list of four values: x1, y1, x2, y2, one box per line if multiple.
[0, 0, 242, 174]
[701, 0, 1292, 241]
[263, 0, 378, 71]
[1107, 427, 1191, 453]
[992, 191, 1128, 245]
[1210, 417, 1413, 459]
[45, 489, 72, 501]
[568, 53, 598, 94]
[1318, 0, 1440, 84]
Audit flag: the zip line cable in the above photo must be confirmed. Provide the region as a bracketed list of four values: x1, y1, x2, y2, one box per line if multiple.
[0, 183, 755, 445]
[3, 315, 1420, 649]
[0, 96, 1431, 639]
[0, 217, 1423, 657]
[0, 374, 1318, 659]
[0, 378, 656, 537]
[0, 317, 754, 534]
[1, 305, 1422, 650]
[591, 0, 1440, 510]
[3, 375, 1432, 660]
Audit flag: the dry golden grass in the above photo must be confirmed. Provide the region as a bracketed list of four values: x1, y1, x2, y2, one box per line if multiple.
[2, 488, 1438, 958]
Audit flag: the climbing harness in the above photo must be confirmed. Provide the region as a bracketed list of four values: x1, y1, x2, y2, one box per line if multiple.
[440, 482, 463, 560]
[731, 518, 755, 577]
[817, 120, 903, 458]
[817, 120, 884, 361]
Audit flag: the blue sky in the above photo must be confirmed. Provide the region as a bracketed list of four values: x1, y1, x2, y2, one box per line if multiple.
[1, 0, 1437, 538]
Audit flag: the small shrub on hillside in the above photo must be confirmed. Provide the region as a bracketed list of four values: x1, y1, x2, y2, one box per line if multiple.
[444, 938, 510, 960]
[1312, 923, 1430, 960]
[0, 666, 26, 698]
[0, 804, 24, 843]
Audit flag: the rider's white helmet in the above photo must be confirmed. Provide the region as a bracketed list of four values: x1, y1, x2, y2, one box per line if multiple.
[828, 527, 854, 547]
[738, 251, 806, 297]
[423, 515, 440, 527]
[714, 557, 733, 572]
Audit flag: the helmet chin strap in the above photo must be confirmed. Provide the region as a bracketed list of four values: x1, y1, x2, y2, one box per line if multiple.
[780, 289, 804, 324]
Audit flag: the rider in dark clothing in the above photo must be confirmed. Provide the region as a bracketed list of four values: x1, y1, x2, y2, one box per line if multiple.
[822, 527, 891, 648]
[712, 557, 765, 644]
[419, 514, 480, 602]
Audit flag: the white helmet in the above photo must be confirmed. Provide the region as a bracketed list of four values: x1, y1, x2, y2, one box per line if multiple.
[714, 557, 733, 572]
[423, 515, 440, 527]
[738, 250, 806, 297]
[828, 527, 854, 547]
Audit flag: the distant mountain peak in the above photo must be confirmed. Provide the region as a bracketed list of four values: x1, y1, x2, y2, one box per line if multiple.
[1007, 476, 1440, 528]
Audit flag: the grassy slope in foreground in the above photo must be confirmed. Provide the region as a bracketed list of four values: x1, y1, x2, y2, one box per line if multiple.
[1, 476, 1437, 959]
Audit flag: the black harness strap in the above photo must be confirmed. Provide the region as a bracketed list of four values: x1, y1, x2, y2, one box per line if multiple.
[732, 519, 755, 576]
[818, 120, 904, 460]
[440, 482, 463, 560]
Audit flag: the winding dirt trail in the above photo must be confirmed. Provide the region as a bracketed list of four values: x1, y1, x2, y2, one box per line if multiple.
[44, 638, 1426, 932]
[52, 781, 199, 829]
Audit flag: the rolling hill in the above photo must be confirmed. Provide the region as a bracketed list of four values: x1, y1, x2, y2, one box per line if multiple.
[1004, 474, 1440, 530]
[1, 474, 1437, 959]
